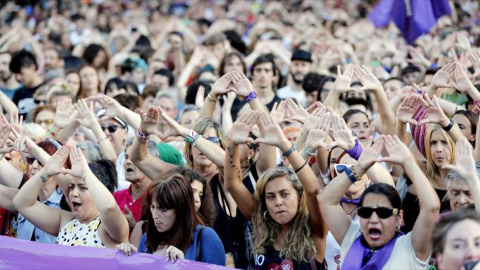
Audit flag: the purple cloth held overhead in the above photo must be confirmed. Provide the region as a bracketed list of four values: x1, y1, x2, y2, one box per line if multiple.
[368, 0, 451, 44]
[0, 235, 227, 270]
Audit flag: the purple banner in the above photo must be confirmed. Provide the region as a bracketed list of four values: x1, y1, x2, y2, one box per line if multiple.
[0, 236, 229, 270]
[368, 0, 451, 44]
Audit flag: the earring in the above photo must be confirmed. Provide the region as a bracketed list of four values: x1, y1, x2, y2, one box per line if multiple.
[247, 156, 251, 162]
[263, 211, 268, 218]
[396, 225, 401, 232]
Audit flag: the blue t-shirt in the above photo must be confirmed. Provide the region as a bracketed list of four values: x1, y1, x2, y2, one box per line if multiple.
[138, 225, 225, 266]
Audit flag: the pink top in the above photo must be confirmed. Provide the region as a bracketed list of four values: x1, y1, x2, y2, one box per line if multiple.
[113, 187, 144, 222]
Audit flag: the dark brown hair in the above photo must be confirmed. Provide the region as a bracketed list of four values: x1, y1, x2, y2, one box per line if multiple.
[145, 174, 197, 252]
[161, 167, 216, 227]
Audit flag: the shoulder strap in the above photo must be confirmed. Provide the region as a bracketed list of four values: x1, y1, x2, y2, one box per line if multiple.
[195, 226, 205, 261]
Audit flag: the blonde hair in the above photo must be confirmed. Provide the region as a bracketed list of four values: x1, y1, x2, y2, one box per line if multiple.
[252, 168, 316, 262]
[425, 124, 456, 189]
[184, 118, 226, 169]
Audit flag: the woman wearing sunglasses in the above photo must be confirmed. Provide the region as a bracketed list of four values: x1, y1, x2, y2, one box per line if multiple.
[0, 131, 71, 243]
[318, 135, 440, 269]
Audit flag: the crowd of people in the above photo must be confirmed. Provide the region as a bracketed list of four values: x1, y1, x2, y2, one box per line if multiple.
[0, 0, 480, 269]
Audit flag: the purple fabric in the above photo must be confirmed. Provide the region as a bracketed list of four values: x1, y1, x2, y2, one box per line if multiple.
[340, 197, 361, 205]
[345, 139, 362, 161]
[369, 0, 451, 44]
[0, 235, 228, 270]
[342, 232, 404, 270]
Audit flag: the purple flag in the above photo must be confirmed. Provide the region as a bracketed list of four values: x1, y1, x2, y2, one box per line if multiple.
[0, 236, 228, 270]
[369, 0, 451, 44]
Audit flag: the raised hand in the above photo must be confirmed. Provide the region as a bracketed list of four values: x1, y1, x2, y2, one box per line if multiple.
[157, 106, 188, 140]
[430, 62, 455, 89]
[44, 145, 71, 177]
[139, 106, 160, 135]
[0, 124, 12, 153]
[304, 113, 332, 151]
[97, 95, 123, 119]
[222, 91, 237, 112]
[13, 134, 37, 154]
[231, 70, 255, 97]
[441, 138, 477, 181]
[450, 62, 476, 94]
[332, 64, 357, 93]
[328, 113, 356, 150]
[378, 135, 413, 165]
[211, 72, 235, 98]
[54, 100, 74, 129]
[418, 95, 450, 126]
[64, 146, 89, 179]
[74, 99, 97, 129]
[228, 111, 259, 145]
[466, 50, 480, 80]
[357, 136, 384, 171]
[354, 65, 382, 91]
[254, 112, 285, 147]
[285, 98, 308, 123]
[397, 95, 421, 125]
[8, 112, 23, 135]
[270, 100, 287, 125]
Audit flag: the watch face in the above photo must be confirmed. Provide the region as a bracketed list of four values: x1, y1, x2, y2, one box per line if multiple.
[334, 164, 353, 175]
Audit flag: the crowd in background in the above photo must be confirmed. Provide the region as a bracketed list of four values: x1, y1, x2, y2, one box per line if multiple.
[0, 0, 480, 269]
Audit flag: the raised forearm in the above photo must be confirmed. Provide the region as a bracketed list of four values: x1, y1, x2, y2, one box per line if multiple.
[13, 168, 47, 211]
[90, 123, 117, 161]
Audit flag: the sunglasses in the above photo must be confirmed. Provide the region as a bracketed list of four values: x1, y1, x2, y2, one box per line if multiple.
[35, 119, 54, 126]
[357, 207, 399, 219]
[205, 136, 220, 144]
[101, 125, 120, 133]
[334, 164, 352, 175]
[26, 155, 43, 166]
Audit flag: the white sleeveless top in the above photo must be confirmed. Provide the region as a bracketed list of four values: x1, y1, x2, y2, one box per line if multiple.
[55, 217, 105, 248]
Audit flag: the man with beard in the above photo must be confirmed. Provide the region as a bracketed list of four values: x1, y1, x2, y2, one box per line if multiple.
[277, 50, 313, 106]
[0, 52, 21, 100]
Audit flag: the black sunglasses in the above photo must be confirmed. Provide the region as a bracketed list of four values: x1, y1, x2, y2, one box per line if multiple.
[357, 207, 399, 219]
[205, 136, 220, 144]
[26, 155, 43, 166]
[101, 125, 120, 133]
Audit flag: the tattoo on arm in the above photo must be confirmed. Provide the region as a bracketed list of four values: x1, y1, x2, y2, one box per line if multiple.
[40, 175, 47, 183]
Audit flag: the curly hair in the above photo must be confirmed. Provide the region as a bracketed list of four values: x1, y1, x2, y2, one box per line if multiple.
[252, 168, 316, 262]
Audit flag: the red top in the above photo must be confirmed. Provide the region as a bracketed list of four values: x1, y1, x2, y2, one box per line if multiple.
[113, 187, 145, 222]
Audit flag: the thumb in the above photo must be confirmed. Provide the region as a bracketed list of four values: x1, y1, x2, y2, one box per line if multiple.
[124, 204, 132, 214]
[441, 164, 456, 171]
[254, 138, 266, 144]
[327, 141, 340, 151]
[405, 119, 419, 126]
[418, 119, 430, 125]
[245, 137, 255, 144]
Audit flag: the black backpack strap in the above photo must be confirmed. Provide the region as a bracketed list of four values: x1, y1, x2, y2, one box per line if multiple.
[195, 226, 205, 261]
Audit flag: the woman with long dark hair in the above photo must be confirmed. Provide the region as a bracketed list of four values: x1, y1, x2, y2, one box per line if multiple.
[118, 174, 225, 265]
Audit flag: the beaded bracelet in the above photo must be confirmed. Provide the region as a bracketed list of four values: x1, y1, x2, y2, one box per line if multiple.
[302, 145, 318, 157]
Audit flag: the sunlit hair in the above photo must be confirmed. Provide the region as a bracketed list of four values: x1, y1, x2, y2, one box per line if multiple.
[145, 175, 197, 252]
[252, 168, 316, 262]
[425, 124, 456, 189]
[184, 118, 226, 169]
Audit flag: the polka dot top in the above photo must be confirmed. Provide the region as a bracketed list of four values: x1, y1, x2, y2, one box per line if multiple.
[55, 217, 105, 248]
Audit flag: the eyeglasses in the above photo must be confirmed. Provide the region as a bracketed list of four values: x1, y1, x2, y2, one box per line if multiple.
[357, 207, 399, 219]
[101, 125, 120, 133]
[26, 155, 43, 166]
[35, 119, 54, 126]
[334, 164, 353, 175]
[205, 136, 220, 144]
